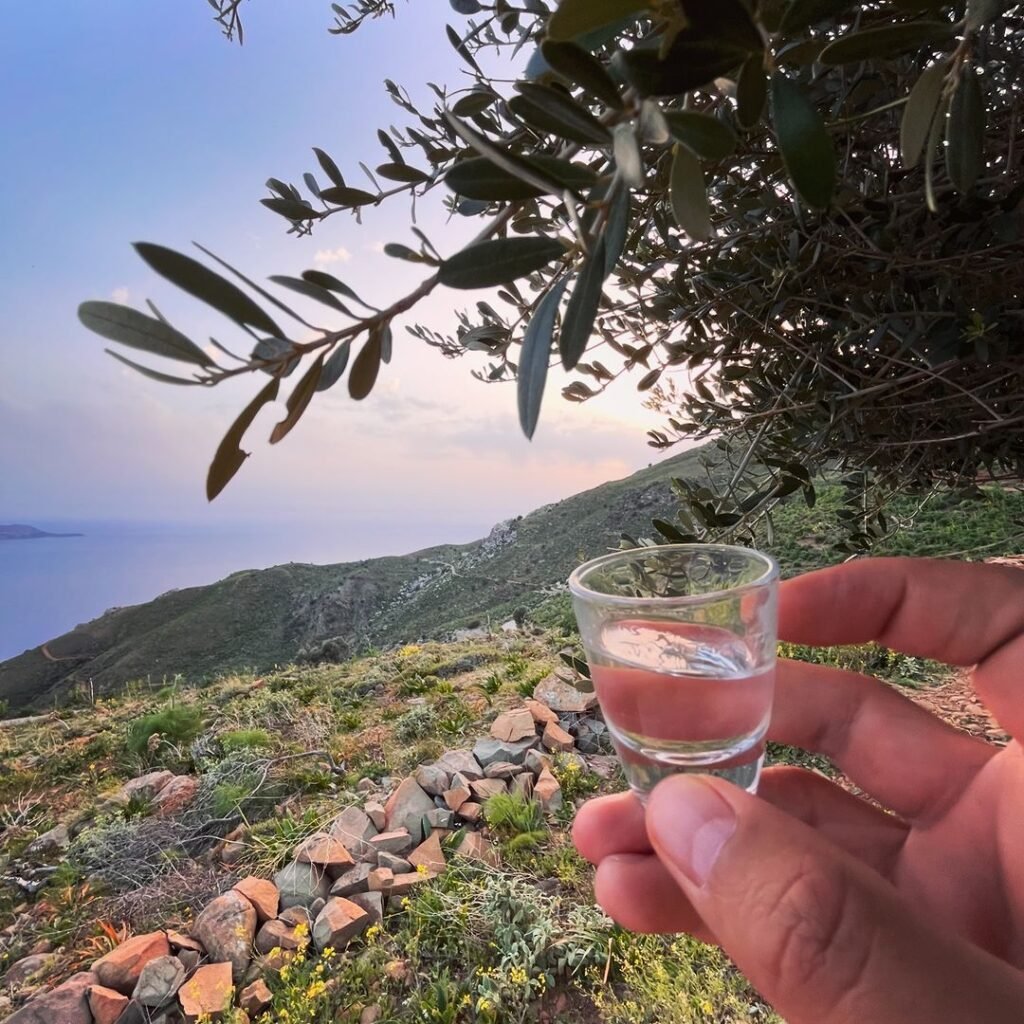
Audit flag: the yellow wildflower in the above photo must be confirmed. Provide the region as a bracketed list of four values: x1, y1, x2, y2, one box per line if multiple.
[415, 863, 429, 876]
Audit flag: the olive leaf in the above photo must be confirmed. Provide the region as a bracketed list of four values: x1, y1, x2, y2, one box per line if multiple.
[349, 326, 385, 400]
[207, 377, 280, 501]
[509, 83, 611, 144]
[270, 354, 324, 444]
[736, 54, 768, 129]
[819, 21, 954, 65]
[669, 145, 712, 241]
[79, 301, 213, 366]
[518, 278, 569, 439]
[313, 147, 345, 187]
[320, 186, 378, 207]
[539, 40, 623, 109]
[664, 111, 737, 161]
[900, 61, 948, 169]
[946, 69, 985, 193]
[560, 236, 608, 370]
[134, 243, 282, 337]
[771, 72, 836, 209]
[438, 237, 565, 289]
[316, 341, 352, 392]
[545, 0, 650, 42]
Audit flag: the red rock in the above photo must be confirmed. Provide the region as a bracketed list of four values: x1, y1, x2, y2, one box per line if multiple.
[238, 978, 273, 1016]
[93, 932, 170, 994]
[534, 767, 563, 813]
[367, 867, 394, 892]
[383, 778, 434, 843]
[295, 833, 356, 875]
[152, 775, 199, 816]
[458, 801, 483, 823]
[407, 833, 446, 875]
[4, 971, 96, 1024]
[178, 962, 234, 1021]
[442, 785, 471, 812]
[87, 985, 129, 1024]
[368, 829, 413, 856]
[455, 832, 500, 868]
[364, 800, 387, 830]
[542, 721, 575, 753]
[523, 699, 558, 726]
[233, 877, 280, 922]
[118, 770, 174, 803]
[469, 778, 506, 802]
[191, 890, 257, 982]
[489, 708, 536, 743]
[254, 918, 305, 955]
[388, 871, 437, 896]
[312, 897, 370, 951]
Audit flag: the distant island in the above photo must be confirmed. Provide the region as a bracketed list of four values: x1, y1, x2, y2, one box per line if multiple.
[0, 524, 84, 541]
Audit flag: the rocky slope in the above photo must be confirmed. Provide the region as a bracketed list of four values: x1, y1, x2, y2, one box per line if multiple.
[0, 447, 713, 712]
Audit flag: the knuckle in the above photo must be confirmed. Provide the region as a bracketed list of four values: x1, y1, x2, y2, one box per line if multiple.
[762, 855, 872, 1003]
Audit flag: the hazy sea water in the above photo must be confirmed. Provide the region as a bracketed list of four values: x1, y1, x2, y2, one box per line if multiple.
[0, 518, 487, 661]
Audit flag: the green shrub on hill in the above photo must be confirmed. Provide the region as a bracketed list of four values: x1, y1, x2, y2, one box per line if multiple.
[126, 705, 203, 759]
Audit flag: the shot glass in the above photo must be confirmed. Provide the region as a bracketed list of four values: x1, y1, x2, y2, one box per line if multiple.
[569, 543, 779, 799]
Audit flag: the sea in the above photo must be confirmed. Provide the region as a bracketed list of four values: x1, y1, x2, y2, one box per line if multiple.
[0, 517, 488, 662]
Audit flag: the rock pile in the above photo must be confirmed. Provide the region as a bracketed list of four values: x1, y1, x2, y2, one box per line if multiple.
[2, 683, 606, 1023]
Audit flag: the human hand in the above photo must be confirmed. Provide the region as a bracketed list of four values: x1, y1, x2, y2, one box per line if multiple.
[573, 558, 1024, 1023]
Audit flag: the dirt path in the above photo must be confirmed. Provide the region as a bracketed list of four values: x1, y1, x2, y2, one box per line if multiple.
[908, 672, 1009, 747]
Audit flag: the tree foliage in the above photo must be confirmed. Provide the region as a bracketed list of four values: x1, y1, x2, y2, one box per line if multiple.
[81, 0, 1024, 547]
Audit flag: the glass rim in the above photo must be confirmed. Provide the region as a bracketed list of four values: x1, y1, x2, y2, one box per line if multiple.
[568, 542, 779, 608]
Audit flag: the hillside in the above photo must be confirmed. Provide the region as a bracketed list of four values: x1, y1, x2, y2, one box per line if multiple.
[0, 448, 717, 713]
[0, 525, 83, 541]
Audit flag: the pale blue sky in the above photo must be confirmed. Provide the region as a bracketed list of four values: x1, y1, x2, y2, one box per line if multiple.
[0, 2, 658, 542]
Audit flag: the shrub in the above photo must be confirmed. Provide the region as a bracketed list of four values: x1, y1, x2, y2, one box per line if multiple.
[219, 728, 273, 752]
[126, 705, 203, 757]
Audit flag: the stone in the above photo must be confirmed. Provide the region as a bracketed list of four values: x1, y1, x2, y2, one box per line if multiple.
[442, 786, 471, 812]
[361, 1006, 383, 1024]
[367, 867, 394, 892]
[132, 955, 185, 1007]
[348, 891, 383, 927]
[329, 806, 378, 859]
[586, 754, 619, 779]
[4, 971, 96, 1024]
[151, 775, 199, 817]
[472, 736, 536, 767]
[483, 760, 524, 779]
[383, 960, 412, 986]
[413, 764, 449, 796]
[455, 832, 500, 869]
[424, 808, 454, 830]
[489, 708, 536, 743]
[177, 949, 201, 974]
[511, 773, 534, 800]
[254, 948, 296, 974]
[295, 833, 356, 876]
[523, 698, 559, 726]
[384, 778, 435, 844]
[309, 896, 326, 919]
[451, 771, 473, 790]
[524, 749, 553, 776]
[432, 749, 484, 781]
[389, 871, 437, 896]
[356, 777, 378, 793]
[470, 777, 506, 802]
[191, 890, 257, 982]
[233, 877, 280, 923]
[533, 674, 598, 714]
[364, 800, 387, 831]
[3, 953, 52, 988]
[166, 931, 204, 955]
[378, 852, 412, 873]
[542, 721, 575, 753]
[25, 823, 70, 857]
[457, 801, 483, 823]
[408, 833, 446, 875]
[273, 860, 332, 910]
[239, 978, 273, 1017]
[254, 919, 305, 955]
[87, 985, 130, 1024]
[177, 962, 233, 1021]
[330, 862, 373, 897]
[368, 829, 414, 856]
[118, 770, 175, 803]
[94, 932, 171, 994]
[313, 897, 370, 952]
[534, 767, 563, 814]
[279, 906, 313, 927]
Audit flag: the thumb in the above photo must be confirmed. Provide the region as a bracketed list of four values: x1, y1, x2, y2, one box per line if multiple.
[645, 775, 1023, 1024]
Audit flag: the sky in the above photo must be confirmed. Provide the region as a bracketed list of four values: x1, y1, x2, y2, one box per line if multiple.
[0, 1, 663, 547]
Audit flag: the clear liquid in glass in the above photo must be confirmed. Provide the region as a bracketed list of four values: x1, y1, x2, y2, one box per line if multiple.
[589, 619, 773, 798]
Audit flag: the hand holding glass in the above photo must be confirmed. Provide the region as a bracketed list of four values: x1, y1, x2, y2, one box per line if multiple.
[569, 544, 778, 798]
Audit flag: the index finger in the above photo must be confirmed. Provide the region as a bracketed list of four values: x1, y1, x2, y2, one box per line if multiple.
[779, 557, 1024, 738]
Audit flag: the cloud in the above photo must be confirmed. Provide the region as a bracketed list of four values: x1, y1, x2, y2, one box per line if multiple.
[110, 286, 130, 304]
[313, 247, 352, 265]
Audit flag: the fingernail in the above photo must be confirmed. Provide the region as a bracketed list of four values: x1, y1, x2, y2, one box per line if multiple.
[646, 776, 737, 887]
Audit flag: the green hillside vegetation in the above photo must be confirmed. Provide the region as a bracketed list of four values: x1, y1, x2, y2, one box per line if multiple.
[3, 445, 1022, 716]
